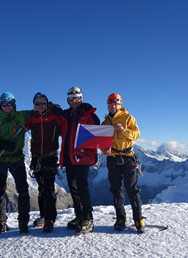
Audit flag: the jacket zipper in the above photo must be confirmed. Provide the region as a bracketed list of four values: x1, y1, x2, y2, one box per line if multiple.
[52, 126, 56, 141]
[40, 117, 43, 155]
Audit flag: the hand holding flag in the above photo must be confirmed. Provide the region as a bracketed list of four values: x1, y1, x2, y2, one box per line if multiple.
[73, 148, 86, 158]
[73, 148, 92, 164]
[103, 147, 112, 155]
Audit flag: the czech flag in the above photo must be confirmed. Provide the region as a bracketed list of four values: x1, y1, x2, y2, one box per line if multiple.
[74, 124, 114, 149]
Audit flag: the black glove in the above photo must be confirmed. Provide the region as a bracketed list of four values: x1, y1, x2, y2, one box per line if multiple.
[49, 102, 63, 116]
[0, 140, 16, 152]
[30, 158, 37, 171]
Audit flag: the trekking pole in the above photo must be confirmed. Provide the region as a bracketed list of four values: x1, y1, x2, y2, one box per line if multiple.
[0, 124, 27, 157]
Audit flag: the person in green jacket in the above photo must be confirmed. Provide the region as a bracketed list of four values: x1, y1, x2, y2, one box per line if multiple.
[0, 92, 32, 234]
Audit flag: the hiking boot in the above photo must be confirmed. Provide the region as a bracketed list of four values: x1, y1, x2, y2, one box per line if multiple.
[67, 215, 82, 230]
[114, 217, 127, 231]
[43, 220, 54, 233]
[0, 222, 9, 233]
[19, 221, 28, 234]
[134, 219, 145, 233]
[33, 217, 45, 227]
[76, 219, 94, 234]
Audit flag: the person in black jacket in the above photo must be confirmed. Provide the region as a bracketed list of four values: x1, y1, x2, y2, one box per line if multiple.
[26, 92, 66, 233]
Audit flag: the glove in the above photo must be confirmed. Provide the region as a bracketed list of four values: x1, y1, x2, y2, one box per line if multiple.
[0, 140, 16, 152]
[49, 102, 63, 116]
[73, 148, 86, 158]
[29, 158, 37, 171]
[79, 155, 91, 165]
[48, 101, 54, 109]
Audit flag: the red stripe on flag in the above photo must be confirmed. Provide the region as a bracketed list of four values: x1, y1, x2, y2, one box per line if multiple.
[76, 136, 113, 149]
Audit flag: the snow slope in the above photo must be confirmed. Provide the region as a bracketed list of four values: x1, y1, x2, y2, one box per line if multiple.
[0, 203, 187, 258]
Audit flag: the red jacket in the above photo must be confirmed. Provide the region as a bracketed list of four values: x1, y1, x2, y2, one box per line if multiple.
[26, 109, 67, 157]
[59, 103, 100, 168]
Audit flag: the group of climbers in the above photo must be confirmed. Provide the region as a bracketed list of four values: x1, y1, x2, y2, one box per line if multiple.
[0, 88, 144, 235]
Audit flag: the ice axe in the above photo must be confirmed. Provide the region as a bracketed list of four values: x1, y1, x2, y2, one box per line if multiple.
[0, 123, 28, 157]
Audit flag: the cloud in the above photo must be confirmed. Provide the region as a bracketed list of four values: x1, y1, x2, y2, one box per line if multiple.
[137, 139, 188, 151]
[137, 139, 161, 147]
[163, 141, 187, 150]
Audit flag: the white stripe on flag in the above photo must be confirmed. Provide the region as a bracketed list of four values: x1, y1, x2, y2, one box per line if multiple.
[74, 123, 81, 149]
[81, 124, 114, 137]
[74, 124, 114, 149]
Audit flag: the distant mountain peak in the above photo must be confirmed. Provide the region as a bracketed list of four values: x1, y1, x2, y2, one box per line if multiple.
[134, 143, 188, 162]
[156, 143, 188, 160]
[156, 144, 170, 154]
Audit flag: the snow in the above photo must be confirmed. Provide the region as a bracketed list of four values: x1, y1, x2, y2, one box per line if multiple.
[0, 203, 188, 258]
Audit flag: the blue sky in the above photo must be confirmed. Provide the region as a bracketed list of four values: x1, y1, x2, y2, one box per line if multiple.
[0, 0, 188, 154]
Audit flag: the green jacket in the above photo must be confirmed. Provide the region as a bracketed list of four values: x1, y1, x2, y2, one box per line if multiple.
[0, 109, 32, 164]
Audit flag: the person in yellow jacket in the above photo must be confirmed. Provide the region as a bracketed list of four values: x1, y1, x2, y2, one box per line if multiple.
[101, 93, 145, 233]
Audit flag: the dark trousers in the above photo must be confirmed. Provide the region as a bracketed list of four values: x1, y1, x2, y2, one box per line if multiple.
[0, 158, 30, 222]
[34, 169, 57, 222]
[107, 155, 142, 221]
[33, 156, 57, 222]
[65, 158, 93, 220]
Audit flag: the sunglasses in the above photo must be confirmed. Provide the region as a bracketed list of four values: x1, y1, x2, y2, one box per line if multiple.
[1, 102, 14, 107]
[68, 97, 81, 101]
[35, 101, 46, 106]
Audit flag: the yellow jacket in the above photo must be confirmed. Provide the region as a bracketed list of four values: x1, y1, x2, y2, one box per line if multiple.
[101, 108, 140, 156]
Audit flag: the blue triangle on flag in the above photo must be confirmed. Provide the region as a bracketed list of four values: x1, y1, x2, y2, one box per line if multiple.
[77, 125, 94, 147]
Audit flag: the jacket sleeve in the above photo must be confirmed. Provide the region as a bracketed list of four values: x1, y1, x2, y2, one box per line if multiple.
[25, 116, 32, 130]
[55, 114, 67, 137]
[122, 115, 140, 141]
[16, 110, 33, 126]
[48, 102, 64, 116]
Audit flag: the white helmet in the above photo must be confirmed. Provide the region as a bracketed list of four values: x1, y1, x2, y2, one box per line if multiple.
[67, 87, 83, 102]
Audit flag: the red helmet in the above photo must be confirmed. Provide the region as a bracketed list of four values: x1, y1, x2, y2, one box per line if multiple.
[107, 93, 122, 105]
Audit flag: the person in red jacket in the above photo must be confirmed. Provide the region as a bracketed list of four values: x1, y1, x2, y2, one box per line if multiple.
[58, 87, 100, 234]
[26, 92, 67, 233]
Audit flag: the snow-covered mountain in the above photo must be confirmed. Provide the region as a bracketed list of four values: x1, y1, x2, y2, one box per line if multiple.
[133, 144, 188, 203]
[56, 142, 188, 206]
[137, 143, 188, 162]
[5, 138, 188, 212]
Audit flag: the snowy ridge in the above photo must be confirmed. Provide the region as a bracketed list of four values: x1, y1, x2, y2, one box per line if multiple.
[134, 143, 188, 162]
[132, 144, 188, 204]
